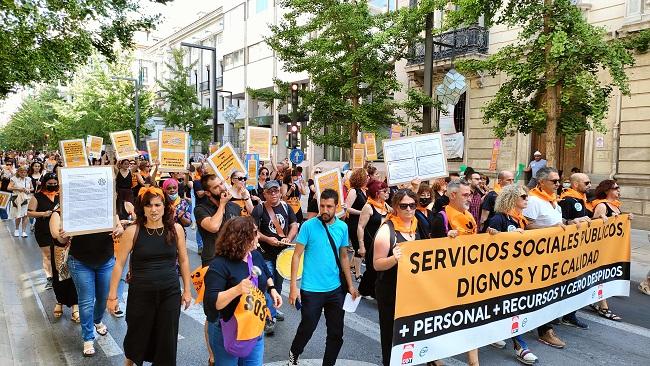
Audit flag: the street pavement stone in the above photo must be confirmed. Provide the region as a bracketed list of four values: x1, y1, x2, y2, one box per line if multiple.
[1, 221, 649, 365]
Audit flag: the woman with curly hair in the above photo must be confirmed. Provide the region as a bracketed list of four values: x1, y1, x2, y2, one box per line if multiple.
[107, 187, 192, 365]
[204, 216, 282, 364]
[345, 168, 369, 280]
[486, 184, 538, 365]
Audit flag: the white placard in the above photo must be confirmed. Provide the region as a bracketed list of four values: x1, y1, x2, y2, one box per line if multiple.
[439, 104, 457, 134]
[58, 166, 116, 235]
[443, 132, 465, 159]
[382, 133, 448, 185]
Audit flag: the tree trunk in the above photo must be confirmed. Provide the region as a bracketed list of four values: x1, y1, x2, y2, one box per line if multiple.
[543, 0, 558, 168]
[351, 96, 359, 149]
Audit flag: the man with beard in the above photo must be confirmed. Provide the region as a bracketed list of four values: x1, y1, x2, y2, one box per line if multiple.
[251, 180, 299, 333]
[287, 189, 359, 366]
[194, 174, 241, 366]
[480, 170, 514, 231]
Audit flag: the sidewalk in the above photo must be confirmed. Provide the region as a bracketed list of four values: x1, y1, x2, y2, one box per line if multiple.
[630, 228, 650, 282]
[0, 223, 66, 366]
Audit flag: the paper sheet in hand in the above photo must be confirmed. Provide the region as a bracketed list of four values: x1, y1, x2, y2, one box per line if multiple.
[58, 166, 115, 235]
[343, 293, 361, 313]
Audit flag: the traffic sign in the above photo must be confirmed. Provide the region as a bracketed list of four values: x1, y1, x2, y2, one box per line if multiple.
[290, 148, 305, 165]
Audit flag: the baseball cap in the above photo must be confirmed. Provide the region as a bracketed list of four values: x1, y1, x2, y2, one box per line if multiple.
[264, 180, 281, 190]
[533, 151, 542, 156]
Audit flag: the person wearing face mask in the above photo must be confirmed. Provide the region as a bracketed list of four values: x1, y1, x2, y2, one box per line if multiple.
[163, 178, 192, 228]
[414, 183, 437, 239]
[27, 173, 59, 290]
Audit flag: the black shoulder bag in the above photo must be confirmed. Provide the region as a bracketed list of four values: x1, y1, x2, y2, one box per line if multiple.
[320, 218, 348, 290]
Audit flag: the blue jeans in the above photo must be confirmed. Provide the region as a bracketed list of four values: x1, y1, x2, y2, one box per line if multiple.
[68, 255, 115, 341]
[208, 321, 264, 366]
[264, 259, 284, 318]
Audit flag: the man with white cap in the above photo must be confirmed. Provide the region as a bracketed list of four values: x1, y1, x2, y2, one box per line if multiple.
[526, 151, 547, 188]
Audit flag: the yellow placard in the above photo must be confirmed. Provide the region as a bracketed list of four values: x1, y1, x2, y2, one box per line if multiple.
[314, 168, 345, 217]
[146, 139, 159, 163]
[392, 215, 631, 364]
[86, 136, 103, 159]
[109, 130, 139, 161]
[351, 143, 365, 169]
[0, 191, 11, 210]
[60, 139, 89, 167]
[160, 131, 188, 150]
[363, 132, 378, 161]
[246, 126, 272, 161]
[159, 151, 187, 171]
[207, 142, 246, 186]
[158, 130, 189, 172]
[246, 157, 259, 189]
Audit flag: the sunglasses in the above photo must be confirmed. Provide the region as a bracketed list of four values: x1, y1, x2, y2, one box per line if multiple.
[584, 181, 591, 185]
[314, 171, 322, 174]
[234, 177, 247, 182]
[549, 179, 561, 184]
[259, 172, 268, 176]
[520, 194, 528, 200]
[398, 203, 417, 210]
[611, 186, 620, 190]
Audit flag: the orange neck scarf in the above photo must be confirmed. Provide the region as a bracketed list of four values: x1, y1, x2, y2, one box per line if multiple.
[560, 188, 586, 202]
[388, 214, 417, 235]
[417, 206, 428, 215]
[445, 205, 477, 235]
[591, 199, 621, 209]
[507, 209, 528, 229]
[43, 191, 57, 202]
[367, 198, 387, 212]
[529, 187, 557, 207]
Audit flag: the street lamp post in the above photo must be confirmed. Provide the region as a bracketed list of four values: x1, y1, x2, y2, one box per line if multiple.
[180, 42, 218, 143]
[112, 76, 141, 149]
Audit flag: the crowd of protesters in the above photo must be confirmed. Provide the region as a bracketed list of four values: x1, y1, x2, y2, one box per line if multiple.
[2, 147, 649, 366]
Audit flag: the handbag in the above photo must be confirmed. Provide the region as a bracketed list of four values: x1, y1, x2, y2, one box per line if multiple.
[220, 253, 269, 357]
[54, 243, 71, 281]
[320, 218, 348, 290]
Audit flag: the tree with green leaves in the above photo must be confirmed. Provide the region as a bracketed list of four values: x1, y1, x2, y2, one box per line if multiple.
[0, 0, 170, 98]
[248, 0, 441, 149]
[448, 0, 650, 167]
[156, 48, 213, 144]
[52, 54, 155, 145]
[0, 87, 62, 151]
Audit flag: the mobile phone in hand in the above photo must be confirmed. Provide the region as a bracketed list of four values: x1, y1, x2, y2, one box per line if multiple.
[295, 299, 302, 310]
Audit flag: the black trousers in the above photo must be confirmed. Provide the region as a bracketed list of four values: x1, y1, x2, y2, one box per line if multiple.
[357, 242, 377, 297]
[290, 287, 345, 366]
[124, 284, 181, 366]
[375, 281, 396, 366]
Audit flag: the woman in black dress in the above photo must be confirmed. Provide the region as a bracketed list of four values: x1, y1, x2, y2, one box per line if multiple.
[116, 159, 135, 204]
[344, 168, 368, 280]
[356, 180, 390, 299]
[373, 190, 422, 366]
[108, 186, 192, 365]
[31, 173, 79, 320]
[281, 168, 308, 223]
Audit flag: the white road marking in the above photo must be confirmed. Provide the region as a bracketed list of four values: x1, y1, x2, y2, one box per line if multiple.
[577, 310, 650, 339]
[96, 332, 124, 357]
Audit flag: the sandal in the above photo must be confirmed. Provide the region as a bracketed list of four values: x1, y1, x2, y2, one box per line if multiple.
[589, 303, 600, 312]
[53, 303, 63, 318]
[94, 322, 108, 336]
[83, 341, 95, 357]
[639, 280, 650, 296]
[71, 307, 80, 323]
[597, 307, 622, 321]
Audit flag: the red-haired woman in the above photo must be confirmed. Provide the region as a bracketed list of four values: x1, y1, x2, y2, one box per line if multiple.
[345, 168, 369, 280]
[590, 180, 624, 321]
[107, 187, 192, 365]
[356, 179, 390, 299]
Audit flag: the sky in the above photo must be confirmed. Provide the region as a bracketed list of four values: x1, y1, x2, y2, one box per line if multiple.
[142, 0, 220, 39]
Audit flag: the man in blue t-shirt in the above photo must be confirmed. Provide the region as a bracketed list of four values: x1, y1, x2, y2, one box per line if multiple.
[287, 189, 359, 366]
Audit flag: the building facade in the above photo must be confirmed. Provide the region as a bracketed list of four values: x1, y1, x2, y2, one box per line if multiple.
[399, 0, 650, 229]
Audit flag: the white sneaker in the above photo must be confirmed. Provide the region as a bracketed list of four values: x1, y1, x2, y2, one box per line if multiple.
[21, 231, 28, 238]
[14, 230, 19, 237]
[490, 340, 506, 349]
[515, 348, 538, 365]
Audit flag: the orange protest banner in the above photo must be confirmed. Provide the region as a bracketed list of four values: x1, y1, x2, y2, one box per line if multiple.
[314, 168, 345, 217]
[60, 139, 89, 167]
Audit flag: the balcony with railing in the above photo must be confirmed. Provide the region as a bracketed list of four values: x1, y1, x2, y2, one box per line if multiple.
[407, 26, 489, 66]
[199, 77, 224, 93]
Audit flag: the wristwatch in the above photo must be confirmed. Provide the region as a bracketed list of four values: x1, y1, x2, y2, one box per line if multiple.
[267, 285, 276, 294]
